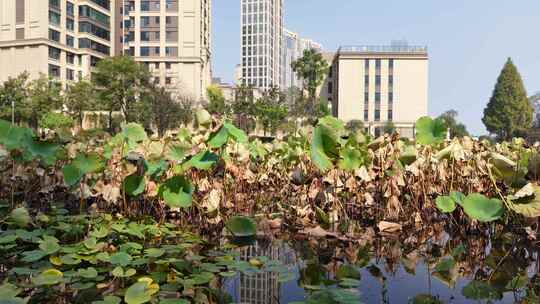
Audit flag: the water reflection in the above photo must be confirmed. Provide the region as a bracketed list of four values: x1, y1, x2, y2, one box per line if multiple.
[223, 230, 540, 303]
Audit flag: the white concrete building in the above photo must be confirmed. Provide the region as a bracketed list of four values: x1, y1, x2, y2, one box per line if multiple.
[240, 0, 283, 90]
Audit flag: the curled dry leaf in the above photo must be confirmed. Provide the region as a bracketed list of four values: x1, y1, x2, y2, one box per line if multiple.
[300, 226, 338, 238]
[377, 221, 402, 233]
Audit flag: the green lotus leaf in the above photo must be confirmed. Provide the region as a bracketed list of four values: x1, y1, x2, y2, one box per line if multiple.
[311, 124, 338, 171]
[145, 248, 165, 258]
[63, 164, 83, 187]
[8, 207, 30, 228]
[435, 196, 456, 213]
[183, 151, 218, 171]
[336, 265, 361, 280]
[461, 193, 504, 222]
[32, 269, 63, 286]
[123, 174, 145, 196]
[415, 116, 446, 145]
[110, 252, 133, 267]
[124, 278, 159, 304]
[159, 176, 193, 208]
[39, 236, 60, 255]
[225, 216, 256, 237]
[21, 250, 47, 262]
[72, 152, 104, 174]
[144, 159, 168, 178]
[78, 267, 98, 279]
[0, 282, 21, 299]
[338, 146, 363, 171]
[450, 191, 466, 206]
[207, 126, 229, 148]
[122, 123, 147, 143]
[223, 122, 248, 143]
[166, 144, 188, 162]
[462, 280, 499, 300]
[434, 257, 455, 273]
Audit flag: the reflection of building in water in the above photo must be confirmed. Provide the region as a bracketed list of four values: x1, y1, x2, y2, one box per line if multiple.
[228, 241, 296, 304]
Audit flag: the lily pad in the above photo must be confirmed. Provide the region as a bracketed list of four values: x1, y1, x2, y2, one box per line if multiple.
[435, 196, 456, 213]
[32, 269, 63, 285]
[225, 216, 256, 237]
[122, 123, 147, 144]
[124, 277, 159, 304]
[461, 193, 504, 222]
[462, 280, 499, 300]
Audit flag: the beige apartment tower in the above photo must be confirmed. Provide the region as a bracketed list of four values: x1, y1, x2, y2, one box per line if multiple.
[0, 0, 211, 101]
[0, 0, 116, 84]
[117, 0, 211, 100]
[330, 45, 428, 137]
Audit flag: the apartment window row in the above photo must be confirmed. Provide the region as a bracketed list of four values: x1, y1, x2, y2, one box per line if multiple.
[139, 47, 178, 57]
[49, 0, 60, 10]
[79, 5, 110, 27]
[79, 21, 110, 40]
[141, 31, 160, 42]
[79, 38, 110, 55]
[89, 0, 110, 10]
[141, 1, 160, 11]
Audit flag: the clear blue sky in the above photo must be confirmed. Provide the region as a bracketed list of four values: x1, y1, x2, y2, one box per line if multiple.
[212, 0, 540, 135]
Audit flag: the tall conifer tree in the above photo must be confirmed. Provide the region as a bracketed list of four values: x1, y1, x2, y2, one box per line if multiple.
[482, 58, 532, 140]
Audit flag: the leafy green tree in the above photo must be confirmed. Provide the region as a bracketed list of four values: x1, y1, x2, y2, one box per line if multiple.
[232, 84, 257, 133]
[64, 80, 96, 128]
[145, 85, 194, 137]
[206, 85, 229, 116]
[482, 58, 533, 140]
[92, 56, 150, 131]
[0, 72, 29, 124]
[255, 87, 288, 135]
[291, 48, 329, 106]
[39, 112, 74, 131]
[437, 110, 469, 138]
[25, 75, 62, 130]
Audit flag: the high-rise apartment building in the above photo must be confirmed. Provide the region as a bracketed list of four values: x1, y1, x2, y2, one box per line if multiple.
[330, 44, 428, 138]
[0, 0, 116, 84]
[117, 0, 212, 100]
[240, 0, 283, 90]
[0, 0, 212, 100]
[282, 28, 322, 89]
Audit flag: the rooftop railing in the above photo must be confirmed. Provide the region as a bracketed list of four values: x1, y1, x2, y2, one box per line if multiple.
[338, 45, 428, 54]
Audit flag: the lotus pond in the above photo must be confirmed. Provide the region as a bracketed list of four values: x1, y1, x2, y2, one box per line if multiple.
[2, 113, 540, 303]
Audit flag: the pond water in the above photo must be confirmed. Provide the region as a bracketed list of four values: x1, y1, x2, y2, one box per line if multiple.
[221, 231, 540, 304]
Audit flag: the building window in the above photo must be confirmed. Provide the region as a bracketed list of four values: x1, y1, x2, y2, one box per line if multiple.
[364, 59, 369, 69]
[48, 47, 61, 60]
[166, 31, 178, 42]
[141, 17, 150, 27]
[79, 22, 110, 40]
[165, 47, 177, 57]
[66, 18, 75, 31]
[16, 0, 25, 24]
[79, 6, 110, 27]
[79, 38, 110, 55]
[364, 110, 368, 121]
[48, 64, 60, 78]
[327, 82, 332, 94]
[388, 110, 393, 121]
[49, 0, 60, 9]
[49, 29, 60, 42]
[375, 110, 380, 122]
[66, 69, 75, 81]
[66, 35, 74, 47]
[67, 2, 74, 16]
[49, 10, 61, 26]
[154, 63, 159, 69]
[66, 52, 75, 64]
[165, 77, 172, 85]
